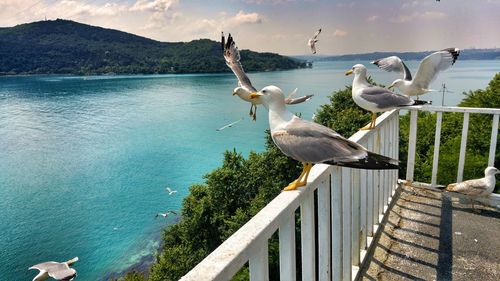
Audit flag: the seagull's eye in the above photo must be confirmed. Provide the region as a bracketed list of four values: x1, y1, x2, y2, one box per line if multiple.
[262, 90, 267, 94]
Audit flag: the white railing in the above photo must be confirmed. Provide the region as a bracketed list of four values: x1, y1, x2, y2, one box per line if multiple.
[180, 110, 400, 281]
[404, 105, 500, 206]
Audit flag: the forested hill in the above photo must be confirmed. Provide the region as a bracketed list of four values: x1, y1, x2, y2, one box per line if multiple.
[0, 19, 306, 75]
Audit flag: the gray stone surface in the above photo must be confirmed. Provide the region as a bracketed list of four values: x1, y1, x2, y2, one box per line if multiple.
[361, 184, 500, 281]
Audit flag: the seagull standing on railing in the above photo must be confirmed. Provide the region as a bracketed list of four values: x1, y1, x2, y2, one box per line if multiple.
[249, 86, 398, 191]
[221, 32, 314, 121]
[444, 167, 499, 210]
[29, 257, 79, 281]
[346, 64, 430, 130]
[372, 48, 460, 98]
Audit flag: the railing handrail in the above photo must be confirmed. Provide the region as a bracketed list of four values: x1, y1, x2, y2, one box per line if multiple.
[180, 110, 398, 281]
[406, 105, 500, 115]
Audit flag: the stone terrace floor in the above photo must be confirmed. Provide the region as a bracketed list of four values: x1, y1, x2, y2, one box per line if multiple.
[361, 184, 500, 281]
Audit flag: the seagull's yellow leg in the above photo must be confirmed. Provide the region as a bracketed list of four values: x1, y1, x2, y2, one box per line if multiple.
[360, 113, 377, 130]
[283, 163, 312, 191]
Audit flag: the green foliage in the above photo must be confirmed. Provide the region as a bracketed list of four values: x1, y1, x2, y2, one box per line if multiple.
[399, 73, 500, 189]
[0, 19, 306, 75]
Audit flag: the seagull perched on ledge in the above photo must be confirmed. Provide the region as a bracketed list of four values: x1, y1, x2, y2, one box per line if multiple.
[372, 48, 460, 98]
[29, 257, 78, 281]
[346, 64, 430, 130]
[249, 86, 398, 191]
[221, 32, 313, 120]
[444, 167, 499, 209]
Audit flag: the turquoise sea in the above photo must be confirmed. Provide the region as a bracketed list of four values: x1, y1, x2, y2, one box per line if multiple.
[0, 60, 499, 280]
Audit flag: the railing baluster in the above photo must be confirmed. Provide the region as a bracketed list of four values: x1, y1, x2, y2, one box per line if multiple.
[341, 168, 352, 281]
[378, 127, 385, 217]
[489, 114, 499, 167]
[331, 166, 343, 281]
[318, 177, 331, 281]
[279, 214, 296, 281]
[457, 112, 470, 182]
[249, 241, 269, 281]
[394, 113, 400, 193]
[366, 137, 374, 237]
[359, 168, 367, 250]
[373, 129, 380, 224]
[351, 169, 360, 266]
[431, 112, 443, 187]
[301, 189, 315, 281]
[406, 110, 418, 181]
[382, 122, 389, 209]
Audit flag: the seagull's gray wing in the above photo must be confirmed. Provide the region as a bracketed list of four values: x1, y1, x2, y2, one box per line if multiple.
[30, 262, 62, 271]
[371, 56, 412, 81]
[312, 28, 321, 40]
[222, 33, 257, 92]
[285, 94, 314, 105]
[413, 48, 460, 89]
[271, 118, 367, 164]
[48, 268, 76, 280]
[359, 86, 415, 109]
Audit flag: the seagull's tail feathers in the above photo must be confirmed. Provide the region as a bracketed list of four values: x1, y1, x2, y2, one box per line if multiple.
[327, 152, 399, 170]
[412, 100, 432, 106]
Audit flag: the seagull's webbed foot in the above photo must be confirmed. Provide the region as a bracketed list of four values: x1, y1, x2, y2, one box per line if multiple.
[283, 163, 313, 191]
[360, 113, 377, 130]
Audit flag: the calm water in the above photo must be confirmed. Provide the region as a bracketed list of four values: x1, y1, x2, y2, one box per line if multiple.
[0, 60, 498, 280]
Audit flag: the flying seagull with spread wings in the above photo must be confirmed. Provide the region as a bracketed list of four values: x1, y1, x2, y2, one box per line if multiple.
[29, 257, 78, 281]
[216, 118, 243, 131]
[308, 28, 322, 54]
[372, 48, 460, 97]
[165, 187, 177, 195]
[155, 210, 178, 219]
[346, 64, 429, 130]
[222, 32, 313, 120]
[249, 86, 398, 191]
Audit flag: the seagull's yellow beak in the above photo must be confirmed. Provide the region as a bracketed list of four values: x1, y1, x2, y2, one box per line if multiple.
[249, 92, 262, 99]
[345, 69, 353, 76]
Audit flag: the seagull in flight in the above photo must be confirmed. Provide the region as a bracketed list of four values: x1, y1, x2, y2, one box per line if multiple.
[249, 86, 398, 191]
[29, 257, 79, 281]
[372, 48, 460, 98]
[216, 118, 243, 131]
[155, 210, 178, 219]
[221, 32, 313, 121]
[308, 28, 322, 54]
[165, 187, 177, 195]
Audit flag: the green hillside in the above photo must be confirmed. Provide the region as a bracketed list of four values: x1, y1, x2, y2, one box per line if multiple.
[0, 19, 306, 75]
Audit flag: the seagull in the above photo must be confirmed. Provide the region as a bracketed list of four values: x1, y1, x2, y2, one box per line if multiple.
[29, 257, 78, 281]
[216, 118, 243, 131]
[445, 167, 499, 209]
[249, 86, 398, 191]
[221, 32, 313, 121]
[155, 210, 178, 219]
[308, 28, 322, 54]
[372, 48, 460, 97]
[165, 187, 177, 195]
[346, 64, 430, 130]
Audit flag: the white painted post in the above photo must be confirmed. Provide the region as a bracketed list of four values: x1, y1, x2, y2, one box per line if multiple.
[489, 114, 499, 167]
[341, 168, 352, 281]
[431, 112, 443, 187]
[249, 241, 269, 281]
[318, 178, 331, 281]
[373, 129, 380, 224]
[366, 136, 374, 237]
[382, 123, 389, 208]
[279, 214, 296, 281]
[331, 166, 343, 281]
[395, 112, 400, 192]
[359, 168, 367, 250]
[351, 169, 360, 266]
[378, 127, 385, 216]
[457, 112, 470, 182]
[406, 110, 418, 181]
[301, 190, 315, 281]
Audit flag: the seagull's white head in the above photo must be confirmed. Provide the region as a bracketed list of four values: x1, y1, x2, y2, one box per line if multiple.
[249, 85, 285, 108]
[345, 64, 367, 77]
[485, 166, 500, 176]
[388, 79, 405, 90]
[232, 87, 247, 97]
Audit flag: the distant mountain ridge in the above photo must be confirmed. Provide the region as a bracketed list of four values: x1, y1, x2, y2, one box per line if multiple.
[294, 48, 500, 62]
[0, 19, 306, 75]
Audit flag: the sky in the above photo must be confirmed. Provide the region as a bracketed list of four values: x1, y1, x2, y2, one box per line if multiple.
[0, 0, 499, 56]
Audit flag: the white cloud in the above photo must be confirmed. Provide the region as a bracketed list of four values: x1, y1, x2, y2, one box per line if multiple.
[366, 15, 379, 22]
[392, 11, 446, 23]
[228, 10, 263, 25]
[333, 29, 348, 37]
[130, 0, 178, 13]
